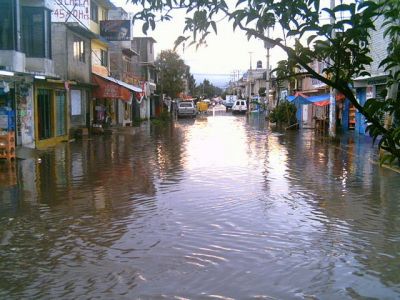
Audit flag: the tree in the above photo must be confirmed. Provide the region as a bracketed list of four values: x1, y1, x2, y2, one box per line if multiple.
[195, 79, 222, 98]
[155, 50, 187, 98]
[132, 0, 400, 163]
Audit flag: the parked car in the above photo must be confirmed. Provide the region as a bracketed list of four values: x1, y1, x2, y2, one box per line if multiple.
[177, 101, 197, 118]
[232, 100, 247, 114]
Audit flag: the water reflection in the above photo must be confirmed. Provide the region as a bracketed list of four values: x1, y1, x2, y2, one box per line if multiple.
[0, 114, 399, 299]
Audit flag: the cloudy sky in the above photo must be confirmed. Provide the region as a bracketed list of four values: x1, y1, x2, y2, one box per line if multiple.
[111, 0, 287, 88]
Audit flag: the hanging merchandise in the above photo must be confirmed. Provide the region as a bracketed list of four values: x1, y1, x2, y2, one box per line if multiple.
[136, 82, 146, 104]
[0, 81, 10, 95]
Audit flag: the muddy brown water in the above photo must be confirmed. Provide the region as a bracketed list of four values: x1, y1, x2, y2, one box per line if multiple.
[1, 113, 399, 299]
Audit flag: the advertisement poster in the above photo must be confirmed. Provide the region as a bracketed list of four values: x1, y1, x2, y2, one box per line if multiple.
[100, 20, 131, 41]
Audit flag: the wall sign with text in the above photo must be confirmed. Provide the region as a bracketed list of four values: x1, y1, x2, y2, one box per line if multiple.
[50, 0, 90, 29]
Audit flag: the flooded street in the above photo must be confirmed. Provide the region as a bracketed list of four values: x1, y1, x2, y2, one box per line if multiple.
[1, 112, 400, 299]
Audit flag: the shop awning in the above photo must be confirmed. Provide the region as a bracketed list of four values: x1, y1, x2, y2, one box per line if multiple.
[288, 92, 345, 107]
[92, 73, 142, 101]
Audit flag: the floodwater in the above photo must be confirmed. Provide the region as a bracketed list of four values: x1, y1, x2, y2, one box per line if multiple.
[1, 111, 400, 299]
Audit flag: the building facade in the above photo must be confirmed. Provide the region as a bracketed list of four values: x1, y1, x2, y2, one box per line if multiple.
[132, 37, 158, 119]
[0, 0, 67, 149]
[353, 16, 389, 135]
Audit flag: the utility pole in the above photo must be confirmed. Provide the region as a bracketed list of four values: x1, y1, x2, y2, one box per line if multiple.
[248, 52, 253, 113]
[265, 27, 271, 115]
[329, 0, 336, 137]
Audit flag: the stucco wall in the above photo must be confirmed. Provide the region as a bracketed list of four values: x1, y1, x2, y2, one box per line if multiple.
[365, 16, 389, 76]
[0, 51, 26, 73]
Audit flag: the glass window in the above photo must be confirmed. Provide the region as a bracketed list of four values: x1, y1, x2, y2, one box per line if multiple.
[73, 36, 85, 62]
[55, 91, 66, 136]
[21, 7, 51, 58]
[91, 1, 98, 23]
[0, 0, 16, 50]
[179, 103, 193, 108]
[100, 49, 108, 67]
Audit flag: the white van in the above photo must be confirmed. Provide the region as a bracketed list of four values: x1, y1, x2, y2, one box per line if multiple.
[232, 100, 247, 114]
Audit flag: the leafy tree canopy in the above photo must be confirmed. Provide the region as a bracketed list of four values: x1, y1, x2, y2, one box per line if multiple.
[131, 0, 400, 164]
[155, 50, 187, 98]
[195, 79, 223, 98]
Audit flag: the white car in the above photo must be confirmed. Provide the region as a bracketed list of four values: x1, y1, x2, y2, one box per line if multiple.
[232, 100, 247, 114]
[177, 101, 197, 118]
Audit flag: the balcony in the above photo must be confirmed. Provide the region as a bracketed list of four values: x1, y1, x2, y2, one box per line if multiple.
[0, 51, 26, 73]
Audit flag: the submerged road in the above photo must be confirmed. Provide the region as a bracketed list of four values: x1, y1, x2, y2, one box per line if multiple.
[1, 111, 399, 299]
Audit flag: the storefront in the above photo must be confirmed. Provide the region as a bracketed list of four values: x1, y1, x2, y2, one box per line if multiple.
[91, 73, 141, 128]
[288, 92, 349, 130]
[0, 74, 35, 148]
[34, 79, 69, 149]
[353, 75, 387, 135]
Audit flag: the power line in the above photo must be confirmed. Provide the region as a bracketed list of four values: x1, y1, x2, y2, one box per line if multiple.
[192, 72, 244, 76]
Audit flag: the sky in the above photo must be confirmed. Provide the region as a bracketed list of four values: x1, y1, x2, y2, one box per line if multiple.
[110, 0, 287, 88]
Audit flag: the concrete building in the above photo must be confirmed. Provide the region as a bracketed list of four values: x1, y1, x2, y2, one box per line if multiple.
[88, 1, 143, 128]
[132, 37, 159, 119]
[353, 15, 389, 135]
[108, 7, 141, 126]
[0, 0, 64, 149]
[51, 23, 95, 135]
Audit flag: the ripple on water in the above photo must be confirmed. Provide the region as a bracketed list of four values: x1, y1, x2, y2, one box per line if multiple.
[1, 115, 400, 299]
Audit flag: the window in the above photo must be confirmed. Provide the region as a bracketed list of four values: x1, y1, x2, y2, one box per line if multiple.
[100, 49, 108, 67]
[55, 91, 66, 136]
[91, 1, 98, 23]
[123, 58, 131, 73]
[101, 9, 107, 21]
[21, 7, 51, 58]
[0, 0, 16, 50]
[73, 36, 85, 62]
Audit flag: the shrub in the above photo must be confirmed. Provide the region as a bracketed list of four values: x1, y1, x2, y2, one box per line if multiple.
[269, 101, 297, 125]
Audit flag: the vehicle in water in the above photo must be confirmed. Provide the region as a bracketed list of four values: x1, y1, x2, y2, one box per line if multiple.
[177, 101, 197, 118]
[223, 95, 237, 111]
[232, 99, 247, 114]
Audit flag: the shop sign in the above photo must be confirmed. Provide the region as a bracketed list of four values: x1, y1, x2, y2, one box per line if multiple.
[51, 0, 90, 29]
[103, 83, 120, 98]
[311, 78, 325, 88]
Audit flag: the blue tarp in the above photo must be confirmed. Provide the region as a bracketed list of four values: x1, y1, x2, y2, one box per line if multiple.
[307, 94, 330, 104]
[288, 93, 330, 105]
[288, 93, 331, 124]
